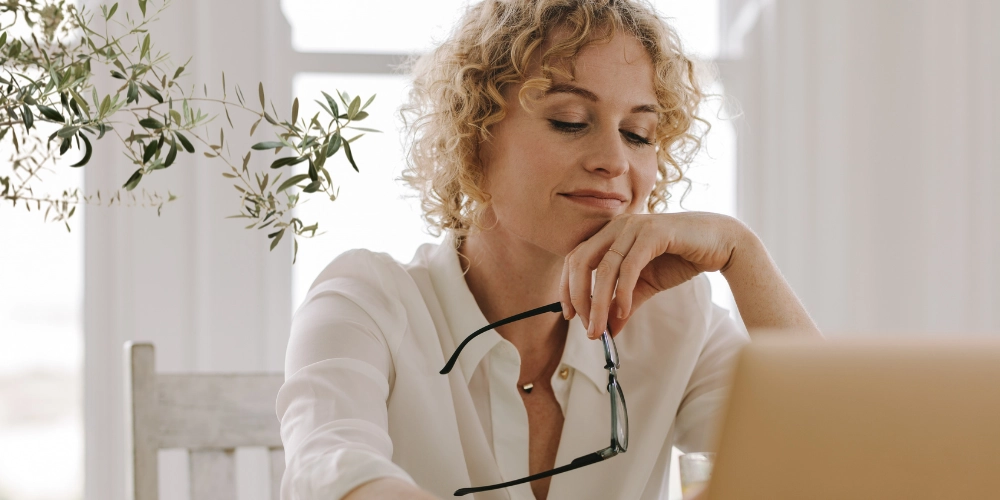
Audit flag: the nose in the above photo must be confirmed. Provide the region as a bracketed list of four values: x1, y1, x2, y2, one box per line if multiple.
[581, 125, 630, 178]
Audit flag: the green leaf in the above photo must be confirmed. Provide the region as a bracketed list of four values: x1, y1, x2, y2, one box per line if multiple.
[108, 3, 118, 18]
[270, 156, 306, 169]
[138, 0, 148, 16]
[326, 133, 342, 157]
[71, 133, 93, 167]
[346, 126, 381, 133]
[37, 105, 65, 123]
[307, 160, 318, 181]
[0, 32, 6, 49]
[110, 70, 127, 79]
[56, 125, 81, 138]
[252, 141, 284, 150]
[250, 117, 262, 136]
[124, 169, 143, 190]
[140, 33, 150, 60]
[164, 140, 178, 167]
[139, 118, 164, 129]
[68, 88, 91, 116]
[175, 132, 195, 152]
[302, 180, 322, 193]
[143, 141, 158, 163]
[60, 137, 72, 155]
[276, 173, 310, 193]
[292, 97, 299, 124]
[343, 138, 359, 172]
[314, 99, 333, 117]
[348, 96, 361, 119]
[139, 83, 163, 103]
[352, 111, 369, 121]
[268, 228, 285, 251]
[258, 82, 265, 110]
[362, 94, 376, 110]
[321, 91, 340, 117]
[22, 104, 33, 129]
[127, 81, 139, 104]
[173, 65, 185, 80]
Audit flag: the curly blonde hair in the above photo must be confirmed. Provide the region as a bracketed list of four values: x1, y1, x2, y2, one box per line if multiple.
[400, 0, 707, 239]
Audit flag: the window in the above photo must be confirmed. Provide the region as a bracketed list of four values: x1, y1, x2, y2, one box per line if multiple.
[0, 168, 84, 500]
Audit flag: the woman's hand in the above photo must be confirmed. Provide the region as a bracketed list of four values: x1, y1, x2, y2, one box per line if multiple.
[560, 212, 744, 338]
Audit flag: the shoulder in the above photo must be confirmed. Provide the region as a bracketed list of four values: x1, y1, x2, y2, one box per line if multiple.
[295, 249, 422, 346]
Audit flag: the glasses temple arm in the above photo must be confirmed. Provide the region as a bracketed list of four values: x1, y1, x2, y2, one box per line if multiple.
[453, 450, 608, 496]
[439, 301, 562, 374]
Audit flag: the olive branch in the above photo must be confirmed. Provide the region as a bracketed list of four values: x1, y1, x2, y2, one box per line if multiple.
[0, 0, 378, 262]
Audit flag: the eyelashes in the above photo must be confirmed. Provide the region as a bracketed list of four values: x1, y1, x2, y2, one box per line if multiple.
[547, 119, 654, 147]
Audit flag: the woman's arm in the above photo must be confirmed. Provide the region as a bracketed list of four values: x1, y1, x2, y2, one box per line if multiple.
[343, 478, 440, 500]
[721, 224, 821, 336]
[561, 212, 821, 339]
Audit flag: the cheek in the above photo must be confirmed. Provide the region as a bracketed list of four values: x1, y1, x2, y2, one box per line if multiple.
[632, 159, 659, 207]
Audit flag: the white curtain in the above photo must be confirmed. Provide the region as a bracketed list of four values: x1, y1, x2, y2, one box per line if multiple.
[719, 0, 1000, 335]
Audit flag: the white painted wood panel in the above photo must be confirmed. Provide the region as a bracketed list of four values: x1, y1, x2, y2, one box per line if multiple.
[190, 449, 237, 500]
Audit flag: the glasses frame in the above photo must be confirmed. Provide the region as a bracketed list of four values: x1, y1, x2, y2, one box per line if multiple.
[440, 302, 629, 496]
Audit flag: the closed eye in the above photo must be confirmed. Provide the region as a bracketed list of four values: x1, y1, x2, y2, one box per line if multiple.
[549, 120, 653, 147]
[549, 119, 587, 133]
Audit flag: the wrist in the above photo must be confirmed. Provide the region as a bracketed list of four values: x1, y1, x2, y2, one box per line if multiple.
[719, 217, 760, 275]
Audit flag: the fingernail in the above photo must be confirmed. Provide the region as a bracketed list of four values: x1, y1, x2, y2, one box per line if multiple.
[617, 306, 624, 319]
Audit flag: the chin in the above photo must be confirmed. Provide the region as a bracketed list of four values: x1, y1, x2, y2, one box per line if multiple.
[541, 218, 609, 256]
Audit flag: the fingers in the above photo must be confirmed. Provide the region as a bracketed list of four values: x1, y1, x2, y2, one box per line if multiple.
[587, 233, 637, 339]
[560, 256, 575, 320]
[564, 217, 638, 338]
[612, 237, 649, 320]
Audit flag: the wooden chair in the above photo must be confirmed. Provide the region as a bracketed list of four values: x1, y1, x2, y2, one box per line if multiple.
[124, 342, 286, 500]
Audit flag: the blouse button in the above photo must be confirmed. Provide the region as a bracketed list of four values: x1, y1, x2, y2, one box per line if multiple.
[558, 367, 570, 380]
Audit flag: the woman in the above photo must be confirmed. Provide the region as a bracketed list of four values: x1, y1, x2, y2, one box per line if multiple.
[276, 1, 819, 499]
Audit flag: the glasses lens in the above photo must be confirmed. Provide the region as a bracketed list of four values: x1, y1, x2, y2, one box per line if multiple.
[612, 379, 628, 451]
[602, 331, 619, 369]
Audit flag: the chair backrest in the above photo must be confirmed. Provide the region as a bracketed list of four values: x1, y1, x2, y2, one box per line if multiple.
[124, 342, 285, 500]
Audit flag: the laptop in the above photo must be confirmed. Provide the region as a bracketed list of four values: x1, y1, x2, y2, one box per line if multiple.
[706, 336, 1000, 500]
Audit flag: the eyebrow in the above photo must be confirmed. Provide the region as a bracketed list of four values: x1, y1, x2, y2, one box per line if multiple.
[545, 82, 659, 114]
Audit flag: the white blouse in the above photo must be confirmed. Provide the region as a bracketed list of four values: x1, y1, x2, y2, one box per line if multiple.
[276, 233, 749, 500]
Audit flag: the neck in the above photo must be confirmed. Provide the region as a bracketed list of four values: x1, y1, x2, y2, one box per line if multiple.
[459, 226, 568, 353]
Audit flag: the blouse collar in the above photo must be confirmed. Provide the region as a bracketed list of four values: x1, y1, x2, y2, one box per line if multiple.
[424, 231, 608, 394]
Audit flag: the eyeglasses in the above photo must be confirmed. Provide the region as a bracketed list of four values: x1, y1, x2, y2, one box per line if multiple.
[440, 302, 629, 496]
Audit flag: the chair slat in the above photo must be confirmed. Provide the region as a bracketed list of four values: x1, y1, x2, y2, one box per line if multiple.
[157, 373, 284, 449]
[190, 449, 237, 500]
[125, 343, 160, 500]
[269, 447, 285, 500]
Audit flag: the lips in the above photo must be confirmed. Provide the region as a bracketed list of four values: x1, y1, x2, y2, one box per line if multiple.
[559, 190, 628, 209]
[560, 189, 628, 202]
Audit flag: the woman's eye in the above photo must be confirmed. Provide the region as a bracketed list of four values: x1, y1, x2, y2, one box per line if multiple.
[622, 130, 653, 147]
[548, 119, 587, 133]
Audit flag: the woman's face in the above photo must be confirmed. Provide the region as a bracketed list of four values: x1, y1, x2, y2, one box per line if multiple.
[479, 31, 660, 256]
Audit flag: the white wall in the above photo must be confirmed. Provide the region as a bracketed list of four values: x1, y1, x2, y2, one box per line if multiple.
[720, 0, 1000, 335]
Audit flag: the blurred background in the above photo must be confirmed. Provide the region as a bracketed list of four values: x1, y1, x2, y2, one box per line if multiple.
[0, 0, 996, 499]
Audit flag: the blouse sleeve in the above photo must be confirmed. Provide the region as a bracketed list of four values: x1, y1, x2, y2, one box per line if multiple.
[275, 253, 416, 500]
[673, 278, 750, 453]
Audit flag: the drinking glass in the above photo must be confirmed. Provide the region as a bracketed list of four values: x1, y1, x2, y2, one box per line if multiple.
[679, 452, 715, 500]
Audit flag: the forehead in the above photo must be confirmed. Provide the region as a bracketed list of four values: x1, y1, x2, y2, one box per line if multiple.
[534, 28, 657, 104]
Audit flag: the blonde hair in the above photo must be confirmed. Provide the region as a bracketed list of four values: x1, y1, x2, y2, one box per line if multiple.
[400, 0, 707, 239]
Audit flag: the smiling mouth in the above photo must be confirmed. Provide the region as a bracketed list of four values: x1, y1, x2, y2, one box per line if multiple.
[559, 193, 627, 209]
